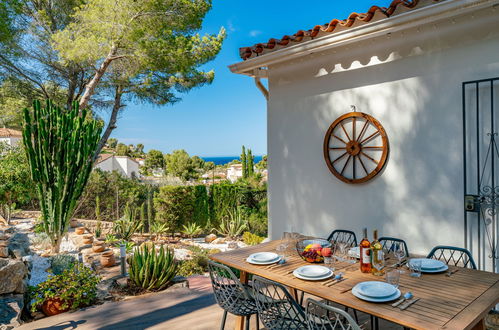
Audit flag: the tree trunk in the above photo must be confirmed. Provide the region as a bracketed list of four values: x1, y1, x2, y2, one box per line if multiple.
[79, 45, 117, 110]
[51, 236, 62, 254]
[92, 85, 124, 161]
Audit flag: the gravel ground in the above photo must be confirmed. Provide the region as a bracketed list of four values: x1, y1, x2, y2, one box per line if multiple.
[28, 254, 51, 286]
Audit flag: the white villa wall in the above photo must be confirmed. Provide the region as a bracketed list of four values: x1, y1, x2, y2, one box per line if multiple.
[266, 6, 499, 258]
[0, 137, 21, 146]
[95, 156, 139, 178]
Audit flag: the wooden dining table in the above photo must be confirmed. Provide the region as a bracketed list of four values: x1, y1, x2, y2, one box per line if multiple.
[209, 239, 499, 330]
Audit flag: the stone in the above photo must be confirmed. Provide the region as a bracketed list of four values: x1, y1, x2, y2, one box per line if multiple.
[0, 259, 28, 295]
[227, 242, 239, 250]
[204, 234, 217, 243]
[170, 276, 189, 289]
[116, 277, 128, 288]
[211, 237, 226, 245]
[0, 246, 8, 258]
[7, 233, 30, 258]
[0, 294, 24, 329]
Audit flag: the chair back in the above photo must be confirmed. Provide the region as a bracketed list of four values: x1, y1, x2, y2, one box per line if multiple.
[207, 260, 253, 313]
[427, 245, 477, 269]
[326, 229, 357, 247]
[305, 298, 361, 330]
[252, 275, 307, 329]
[379, 237, 410, 257]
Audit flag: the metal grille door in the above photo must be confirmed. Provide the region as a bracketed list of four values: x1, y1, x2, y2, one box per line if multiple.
[463, 77, 499, 272]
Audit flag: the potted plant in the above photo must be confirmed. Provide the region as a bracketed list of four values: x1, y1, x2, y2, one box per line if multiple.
[30, 263, 100, 316]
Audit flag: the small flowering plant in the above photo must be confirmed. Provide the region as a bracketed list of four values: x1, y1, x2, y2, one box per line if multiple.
[30, 262, 100, 312]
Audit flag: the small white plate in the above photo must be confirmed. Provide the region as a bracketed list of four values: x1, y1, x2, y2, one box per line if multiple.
[409, 258, 446, 270]
[421, 265, 449, 273]
[352, 285, 401, 302]
[293, 269, 333, 281]
[246, 256, 281, 265]
[355, 281, 397, 298]
[295, 265, 330, 278]
[249, 252, 279, 263]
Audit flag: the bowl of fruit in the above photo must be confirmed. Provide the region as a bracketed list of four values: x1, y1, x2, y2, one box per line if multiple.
[296, 239, 332, 263]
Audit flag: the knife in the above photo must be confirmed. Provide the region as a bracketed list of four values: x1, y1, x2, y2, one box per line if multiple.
[391, 297, 406, 307]
[400, 298, 420, 310]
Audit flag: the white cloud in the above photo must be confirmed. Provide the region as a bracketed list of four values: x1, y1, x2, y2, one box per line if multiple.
[227, 20, 236, 32]
[249, 30, 262, 37]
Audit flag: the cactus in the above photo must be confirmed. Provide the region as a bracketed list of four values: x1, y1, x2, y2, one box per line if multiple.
[128, 244, 177, 291]
[140, 202, 146, 234]
[22, 100, 102, 253]
[95, 195, 102, 238]
[147, 189, 153, 233]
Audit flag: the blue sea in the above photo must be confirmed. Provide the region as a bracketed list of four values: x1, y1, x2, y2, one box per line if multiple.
[202, 155, 263, 166]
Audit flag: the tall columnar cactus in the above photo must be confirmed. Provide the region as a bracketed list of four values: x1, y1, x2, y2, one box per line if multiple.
[22, 100, 102, 253]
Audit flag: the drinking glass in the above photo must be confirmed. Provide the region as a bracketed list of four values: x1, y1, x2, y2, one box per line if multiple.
[276, 243, 286, 263]
[372, 250, 385, 276]
[346, 243, 357, 264]
[385, 269, 400, 288]
[324, 256, 335, 272]
[409, 259, 422, 278]
[281, 232, 291, 257]
[336, 242, 347, 262]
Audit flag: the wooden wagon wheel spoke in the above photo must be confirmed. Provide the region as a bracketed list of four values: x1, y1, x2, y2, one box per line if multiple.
[323, 111, 389, 184]
[360, 151, 379, 165]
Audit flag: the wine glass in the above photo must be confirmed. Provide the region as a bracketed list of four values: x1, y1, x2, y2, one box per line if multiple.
[336, 241, 348, 262]
[394, 243, 406, 265]
[372, 250, 385, 276]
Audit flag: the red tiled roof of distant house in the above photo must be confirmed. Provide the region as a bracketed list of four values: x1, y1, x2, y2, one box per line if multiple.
[0, 128, 22, 137]
[95, 153, 114, 164]
[239, 0, 442, 60]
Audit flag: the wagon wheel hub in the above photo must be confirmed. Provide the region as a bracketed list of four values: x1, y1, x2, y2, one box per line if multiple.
[346, 141, 361, 156]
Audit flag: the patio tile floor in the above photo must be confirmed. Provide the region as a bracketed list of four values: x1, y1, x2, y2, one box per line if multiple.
[17, 275, 400, 330]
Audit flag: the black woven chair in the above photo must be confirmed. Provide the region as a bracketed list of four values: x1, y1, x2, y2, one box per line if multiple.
[326, 229, 358, 247]
[379, 237, 410, 258]
[427, 245, 477, 269]
[305, 298, 361, 330]
[208, 260, 259, 330]
[252, 275, 308, 329]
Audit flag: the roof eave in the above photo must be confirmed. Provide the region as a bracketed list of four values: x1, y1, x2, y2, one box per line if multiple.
[229, 0, 497, 77]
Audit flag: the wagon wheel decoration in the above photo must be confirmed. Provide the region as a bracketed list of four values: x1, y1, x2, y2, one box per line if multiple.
[323, 110, 389, 184]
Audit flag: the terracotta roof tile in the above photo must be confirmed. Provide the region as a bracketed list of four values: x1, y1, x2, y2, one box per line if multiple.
[0, 128, 22, 137]
[239, 0, 441, 60]
[95, 153, 114, 164]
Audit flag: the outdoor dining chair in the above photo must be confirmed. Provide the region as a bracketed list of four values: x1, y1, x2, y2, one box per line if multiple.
[326, 229, 358, 246]
[378, 236, 410, 258]
[252, 275, 308, 329]
[427, 245, 477, 269]
[207, 260, 259, 330]
[305, 298, 362, 330]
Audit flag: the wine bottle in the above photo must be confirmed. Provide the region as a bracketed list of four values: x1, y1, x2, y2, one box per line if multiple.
[371, 229, 384, 276]
[359, 228, 371, 273]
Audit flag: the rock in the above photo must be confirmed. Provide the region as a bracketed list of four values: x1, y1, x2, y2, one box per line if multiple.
[0, 259, 28, 295]
[227, 242, 239, 250]
[116, 277, 128, 288]
[211, 237, 226, 245]
[170, 276, 189, 289]
[0, 247, 8, 258]
[7, 233, 30, 258]
[204, 234, 217, 243]
[0, 294, 24, 329]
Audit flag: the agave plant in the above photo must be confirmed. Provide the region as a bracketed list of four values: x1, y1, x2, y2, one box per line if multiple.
[114, 240, 135, 253]
[182, 222, 202, 241]
[113, 205, 142, 241]
[216, 208, 247, 239]
[128, 244, 177, 291]
[150, 221, 169, 241]
[105, 234, 118, 244]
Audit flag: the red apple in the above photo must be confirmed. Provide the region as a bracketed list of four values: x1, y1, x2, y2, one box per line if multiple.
[310, 243, 322, 251]
[322, 247, 332, 257]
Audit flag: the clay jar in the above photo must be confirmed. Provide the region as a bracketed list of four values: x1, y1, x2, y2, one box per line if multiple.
[100, 250, 115, 267]
[92, 241, 106, 253]
[70, 219, 78, 228]
[41, 298, 70, 316]
[75, 227, 85, 235]
[82, 234, 94, 245]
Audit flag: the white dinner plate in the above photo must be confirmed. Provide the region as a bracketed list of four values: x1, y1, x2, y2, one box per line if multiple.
[248, 252, 279, 263]
[355, 281, 397, 298]
[421, 265, 449, 273]
[409, 258, 446, 270]
[246, 256, 281, 265]
[293, 269, 333, 281]
[352, 285, 401, 302]
[295, 265, 330, 278]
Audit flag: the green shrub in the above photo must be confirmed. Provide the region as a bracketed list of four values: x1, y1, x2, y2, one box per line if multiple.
[182, 222, 202, 240]
[128, 245, 177, 291]
[105, 234, 118, 244]
[216, 208, 247, 239]
[177, 259, 205, 277]
[49, 254, 76, 275]
[242, 232, 265, 246]
[30, 263, 100, 312]
[114, 240, 135, 253]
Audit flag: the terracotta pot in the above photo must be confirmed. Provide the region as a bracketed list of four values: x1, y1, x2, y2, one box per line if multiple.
[82, 234, 94, 245]
[70, 219, 78, 228]
[92, 241, 105, 253]
[41, 298, 70, 316]
[75, 227, 85, 235]
[100, 250, 115, 267]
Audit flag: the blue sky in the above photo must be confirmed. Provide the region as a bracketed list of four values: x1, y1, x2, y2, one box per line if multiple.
[111, 0, 392, 157]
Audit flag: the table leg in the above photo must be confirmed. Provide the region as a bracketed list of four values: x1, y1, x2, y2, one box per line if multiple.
[470, 319, 485, 330]
[289, 287, 299, 301]
[235, 271, 249, 330]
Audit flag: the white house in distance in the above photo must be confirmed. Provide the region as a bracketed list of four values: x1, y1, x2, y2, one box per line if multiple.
[231, 0, 499, 272]
[227, 163, 243, 182]
[0, 128, 22, 147]
[95, 154, 140, 178]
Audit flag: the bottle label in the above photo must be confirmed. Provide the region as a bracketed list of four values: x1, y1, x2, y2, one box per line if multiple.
[362, 248, 370, 264]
